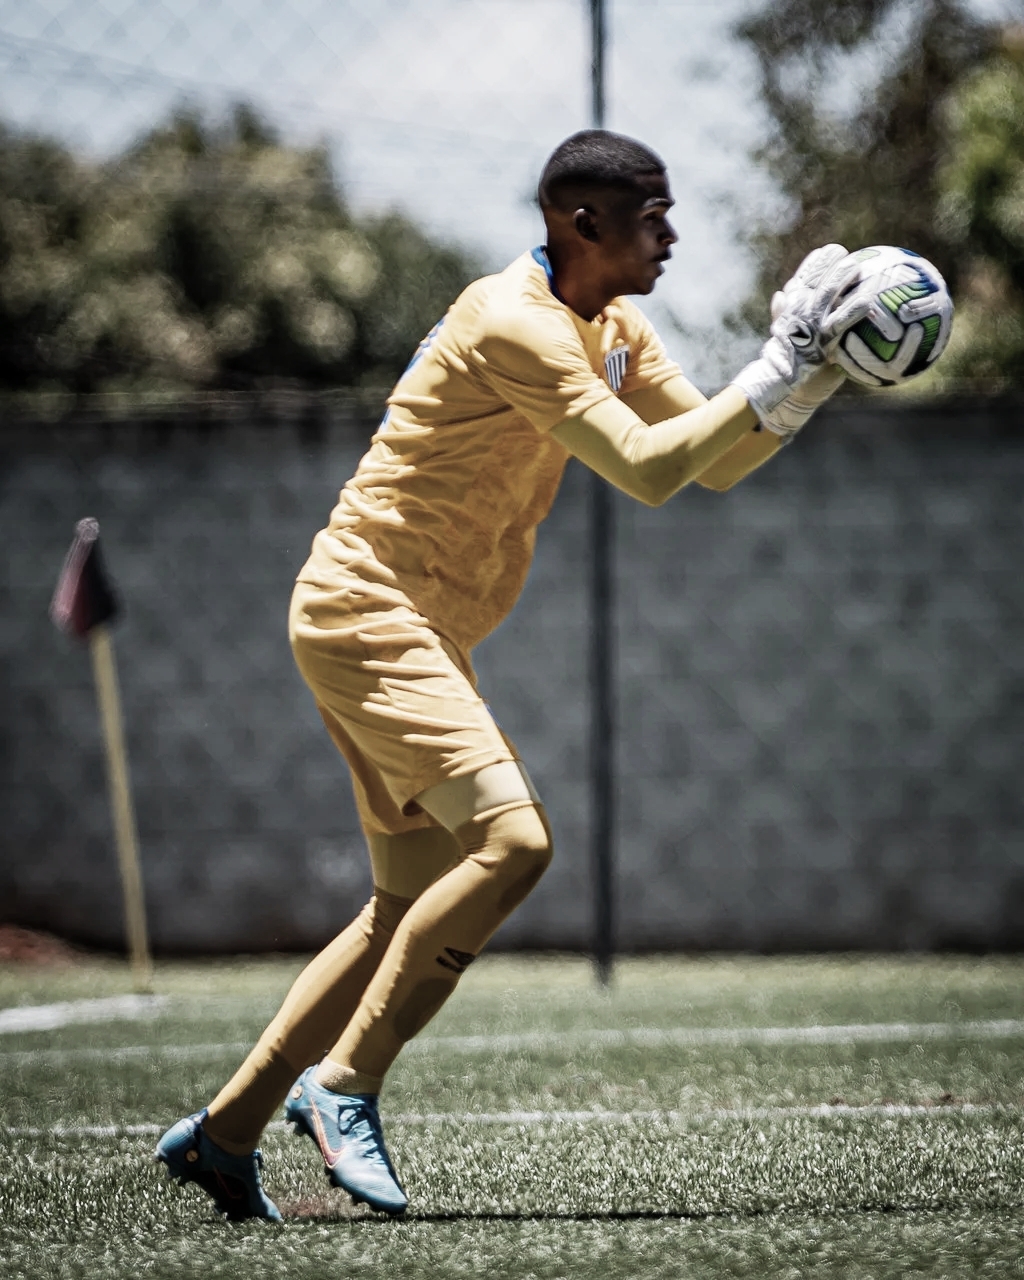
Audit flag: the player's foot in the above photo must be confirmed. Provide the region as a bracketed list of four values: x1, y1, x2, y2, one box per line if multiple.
[285, 1067, 408, 1215]
[155, 1109, 282, 1222]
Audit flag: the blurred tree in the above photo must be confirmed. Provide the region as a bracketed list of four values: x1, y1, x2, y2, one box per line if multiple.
[0, 106, 480, 396]
[733, 0, 1014, 391]
[936, 30, 1024, 390]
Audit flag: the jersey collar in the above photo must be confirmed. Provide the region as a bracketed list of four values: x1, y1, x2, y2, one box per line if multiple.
[531, 245, 568, 305]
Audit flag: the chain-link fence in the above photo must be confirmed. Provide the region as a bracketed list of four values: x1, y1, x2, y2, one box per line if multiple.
[0, 0, 779, 388]
[2, 1, 1023, 958]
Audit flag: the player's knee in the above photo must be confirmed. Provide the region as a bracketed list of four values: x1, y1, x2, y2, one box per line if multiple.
[461, 804, 553, 913]
[507, 804, 554, 894]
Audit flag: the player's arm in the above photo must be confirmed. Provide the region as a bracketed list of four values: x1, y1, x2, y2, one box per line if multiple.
[620, 374, 782, 493]
[694, 429, 782, 491]
[475, 313, 748, 503]
[552, 245, 860, 506]
[551, 386, 758, 507]
[479, 245, 856, 507]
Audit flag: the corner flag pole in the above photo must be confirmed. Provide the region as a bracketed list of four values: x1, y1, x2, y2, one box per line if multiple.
[51, 519, 152, 993]
[589, 0, 615, 985]
[89, 624, 152, 993]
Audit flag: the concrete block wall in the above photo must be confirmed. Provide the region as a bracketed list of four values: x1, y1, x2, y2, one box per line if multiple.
[1, 396, 1020, 952]
[613, 408, 1023, 950]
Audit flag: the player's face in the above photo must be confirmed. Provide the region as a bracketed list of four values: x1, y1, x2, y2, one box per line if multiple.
[600, 173, 677, 295]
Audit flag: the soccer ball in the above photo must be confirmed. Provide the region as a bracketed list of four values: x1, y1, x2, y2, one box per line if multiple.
[828, 246, 953, 387]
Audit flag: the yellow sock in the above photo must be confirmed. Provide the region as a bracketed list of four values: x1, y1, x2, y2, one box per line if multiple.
[324, 803, 551, 1087]
[314, 1058, 381, 1096]
[203, 889, 411, 1153]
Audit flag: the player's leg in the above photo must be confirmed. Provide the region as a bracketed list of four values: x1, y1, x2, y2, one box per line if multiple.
[286, 762, 553, 1213]
[154, 832, 454, 1220]
[154, 584, 517, 1220]
[199, 886, 421, 1151]
[155, 714, 458, 1221]
[318, 761, 549, 1091]
[282, 584, 552, 1211]
[154, 891, 405, 1223]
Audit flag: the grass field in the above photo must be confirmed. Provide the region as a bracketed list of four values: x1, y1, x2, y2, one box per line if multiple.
[2, 953, 1023, 1279]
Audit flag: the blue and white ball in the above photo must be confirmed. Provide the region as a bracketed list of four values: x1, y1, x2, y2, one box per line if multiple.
[830, 246, 953, 387]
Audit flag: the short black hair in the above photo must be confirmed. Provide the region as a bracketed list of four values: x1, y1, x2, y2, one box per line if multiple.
[538, 130, 666, 212]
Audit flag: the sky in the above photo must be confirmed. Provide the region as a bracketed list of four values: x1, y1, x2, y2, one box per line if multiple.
[1, 0, 1019, 384]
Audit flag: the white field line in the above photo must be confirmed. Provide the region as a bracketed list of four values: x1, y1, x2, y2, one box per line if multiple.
[0, 995, 170, 1034]
[3, 1018, 1024, 1066]
[3, 1101, 1019, 1142]
[402, 1018, 1024, 1054]
[388, 1102, 1021, 1126]
[0, 1042, 253, 1067]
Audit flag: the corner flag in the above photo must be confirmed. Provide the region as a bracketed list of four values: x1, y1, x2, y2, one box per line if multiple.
[50, 517, 119, 638]
[51, 519, 152, 992]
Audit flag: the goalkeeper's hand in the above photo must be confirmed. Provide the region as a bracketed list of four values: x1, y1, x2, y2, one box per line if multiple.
[761, 362, 847, 436]
[731, 244, 856, 439]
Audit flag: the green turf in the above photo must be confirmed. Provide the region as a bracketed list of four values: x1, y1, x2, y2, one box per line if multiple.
[2, 954, 1023, 1278]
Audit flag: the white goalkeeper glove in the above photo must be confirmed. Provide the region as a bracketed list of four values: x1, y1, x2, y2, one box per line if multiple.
[762, 362, 847, 436]
[731, 244, 856, 439]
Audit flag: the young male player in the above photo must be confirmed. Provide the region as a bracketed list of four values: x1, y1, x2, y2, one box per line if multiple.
[156, 130, 856, 1221]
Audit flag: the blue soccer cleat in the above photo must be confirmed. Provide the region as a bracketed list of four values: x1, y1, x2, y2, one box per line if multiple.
[284, 1067, 408, 1215]
[155, 1109, 282, 1222]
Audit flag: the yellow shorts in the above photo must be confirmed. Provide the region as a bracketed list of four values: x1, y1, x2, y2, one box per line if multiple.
[289, 579, 518, 841]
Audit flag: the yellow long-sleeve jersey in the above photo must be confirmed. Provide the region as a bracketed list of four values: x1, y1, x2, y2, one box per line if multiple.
[299, 248, 683, 650]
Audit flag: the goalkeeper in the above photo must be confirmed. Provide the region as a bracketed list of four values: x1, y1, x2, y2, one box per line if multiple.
[156, 129, 860, 1221]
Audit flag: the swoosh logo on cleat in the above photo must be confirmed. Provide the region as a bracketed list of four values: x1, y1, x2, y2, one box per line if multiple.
[310, 1100, 345, 1168]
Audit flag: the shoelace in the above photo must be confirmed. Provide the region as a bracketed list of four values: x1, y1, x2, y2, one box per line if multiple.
[337, 1102, 389, 1169]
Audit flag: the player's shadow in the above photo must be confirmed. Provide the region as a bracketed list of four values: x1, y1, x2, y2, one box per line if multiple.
[409, 1209, 696, 1222]
[285, 1201, 738, 1224]
[284, 1200, 944, 1225]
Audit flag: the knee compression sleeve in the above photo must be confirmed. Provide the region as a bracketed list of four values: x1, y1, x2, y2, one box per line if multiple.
[323, 803, 552, 1090]
[203, 888, 411, 1154]
[368, 826, 461, 900]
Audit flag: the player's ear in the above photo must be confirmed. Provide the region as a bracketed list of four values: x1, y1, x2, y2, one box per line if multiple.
[573, 207, 599, 242]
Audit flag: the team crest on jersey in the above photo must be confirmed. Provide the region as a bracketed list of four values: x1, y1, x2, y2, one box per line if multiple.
[604, 345, 629, 392]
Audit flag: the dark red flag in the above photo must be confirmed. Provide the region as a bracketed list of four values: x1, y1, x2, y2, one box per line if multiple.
[50, 518, 119, 639]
